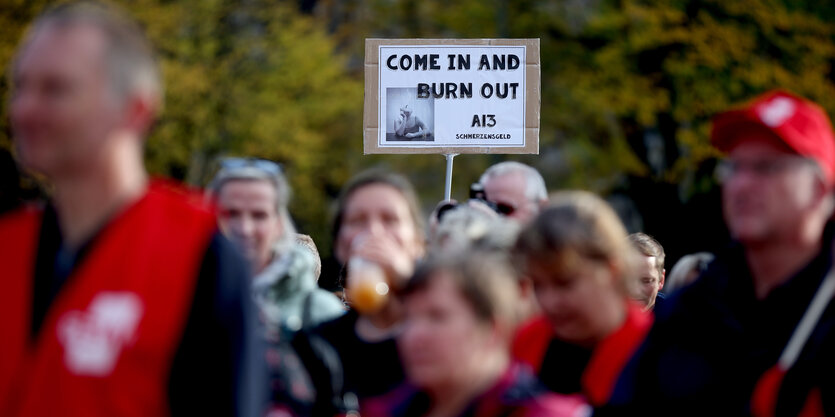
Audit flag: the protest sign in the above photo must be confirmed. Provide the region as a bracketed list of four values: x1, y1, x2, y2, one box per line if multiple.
[364, 39, 540, 154]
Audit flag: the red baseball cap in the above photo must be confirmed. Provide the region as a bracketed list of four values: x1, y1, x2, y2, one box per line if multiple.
[711, 90, 835, 184]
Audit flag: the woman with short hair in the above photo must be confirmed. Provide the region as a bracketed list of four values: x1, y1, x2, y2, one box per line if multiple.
[365, 250, 589, 417]
[511, 191, 652, 407]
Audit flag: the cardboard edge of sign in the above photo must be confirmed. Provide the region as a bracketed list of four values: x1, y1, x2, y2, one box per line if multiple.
[363, 38, 541, 155]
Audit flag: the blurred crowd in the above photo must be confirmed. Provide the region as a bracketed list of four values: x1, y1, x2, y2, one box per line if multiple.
[1, 2, 834, 417]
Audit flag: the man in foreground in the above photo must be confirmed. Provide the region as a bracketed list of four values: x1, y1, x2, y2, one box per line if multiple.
[603, 90, 835, 416]
[0, 3, 264, 416]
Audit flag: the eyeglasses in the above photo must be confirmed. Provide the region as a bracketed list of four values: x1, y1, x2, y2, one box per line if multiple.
[219, 157, 283, 177]
[715, 156, 813, 183]
[434, 199, 517, 222]
[492, 201, 516, 216]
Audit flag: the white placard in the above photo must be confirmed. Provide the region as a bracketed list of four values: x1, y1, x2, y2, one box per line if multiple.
[379, 45, 526, 148]
[364, 39, 540, 154]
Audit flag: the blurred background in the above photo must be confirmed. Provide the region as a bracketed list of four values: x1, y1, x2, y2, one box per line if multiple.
[2, 0, 835, 275]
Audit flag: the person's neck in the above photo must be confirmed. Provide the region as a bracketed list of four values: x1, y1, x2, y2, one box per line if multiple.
[51, 134, 148, 250]
[254, 251, 277, 276]
[744, 230, 824, 300]
[424, 354, 509, 417]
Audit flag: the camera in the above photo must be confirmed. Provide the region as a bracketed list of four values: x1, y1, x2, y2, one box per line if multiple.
[435, 183, 500, 221]
[467, 182, 499, 212]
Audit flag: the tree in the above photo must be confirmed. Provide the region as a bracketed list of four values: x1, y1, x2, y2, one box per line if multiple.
[310, 0, 835, 261]
[3, 0, 834, 262]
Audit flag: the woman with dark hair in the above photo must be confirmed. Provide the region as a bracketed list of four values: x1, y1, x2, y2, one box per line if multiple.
[293, 169, 426, 416]
[364, 250, 589, 417]
[511, 191, 653, 407]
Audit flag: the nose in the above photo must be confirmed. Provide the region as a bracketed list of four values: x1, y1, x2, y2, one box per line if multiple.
[722, 169, 759, 201]
[536, 285, 565, 313]
[366, 217, 386, 238]
[401, 317, 430, 349]
[728, 168, 757, 186]
[230, 215, 255, 239]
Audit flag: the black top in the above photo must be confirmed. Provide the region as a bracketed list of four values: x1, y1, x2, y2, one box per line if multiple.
[293, 309, 405, 415]
[652, 292, 666, 311]
[378, 365, 560, 417]
[31, 204, 267, 417]
[603, 224, 835, 416]
[538, 338, 593, 395]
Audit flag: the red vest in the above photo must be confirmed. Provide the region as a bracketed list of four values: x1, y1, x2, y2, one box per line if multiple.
[512, 303, 653, 406]
[0, 182, 217, 417]
[751, 366, 824, 417]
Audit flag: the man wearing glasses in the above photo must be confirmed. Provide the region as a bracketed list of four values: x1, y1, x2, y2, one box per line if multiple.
[0, 3, 264, 416]
[601, 90, 835, 416]
[478, 161, 548, 223]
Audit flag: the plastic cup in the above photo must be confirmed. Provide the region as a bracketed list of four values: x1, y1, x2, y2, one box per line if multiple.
[346, 257, 389, 314]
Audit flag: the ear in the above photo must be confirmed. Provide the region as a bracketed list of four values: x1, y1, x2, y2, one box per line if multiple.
[123, 91, 159, 136]
[659, 269, 666, 291]
[606, 260, 622, 286]
[412, 235, 427, 260]
[485, 317, 507, 349]
[335, 248, 346, 265]
[274, 213, 286, 235]
[518, 276, 533, 299]
[808, 177, 835, 222]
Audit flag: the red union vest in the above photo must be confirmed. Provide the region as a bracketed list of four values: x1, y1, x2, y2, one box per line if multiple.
[512, 303, 653, 406]
[0, 182, 217, 417]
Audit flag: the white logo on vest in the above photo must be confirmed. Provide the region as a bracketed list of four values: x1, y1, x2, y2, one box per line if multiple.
[57, 292, 144, 376]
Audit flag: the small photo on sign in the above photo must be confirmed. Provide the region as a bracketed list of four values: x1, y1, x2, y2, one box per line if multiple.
[386, 87, 434, 142]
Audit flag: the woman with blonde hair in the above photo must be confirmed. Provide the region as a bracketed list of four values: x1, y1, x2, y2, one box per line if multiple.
[511, 191, 652, 407]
